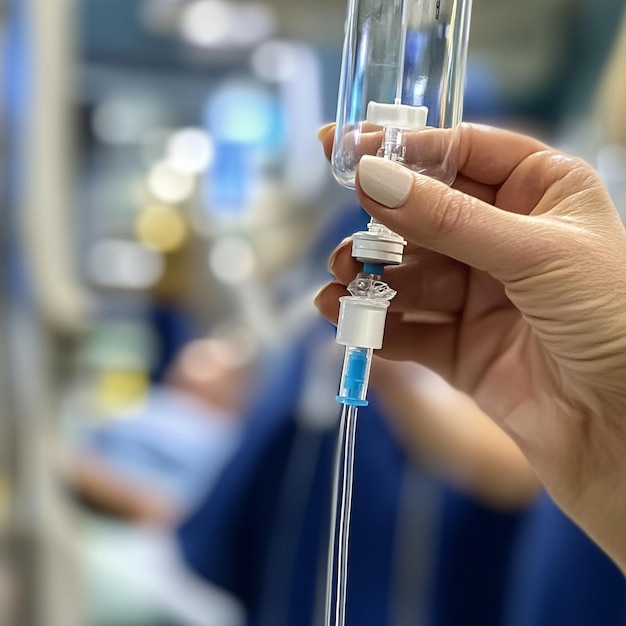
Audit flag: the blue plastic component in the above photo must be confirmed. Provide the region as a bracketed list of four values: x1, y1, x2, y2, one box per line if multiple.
[336, 347, 370, 406]
[363, 262, 384, 276]
[336, 396, 369, 406]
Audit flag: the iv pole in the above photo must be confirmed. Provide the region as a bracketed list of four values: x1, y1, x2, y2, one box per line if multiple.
[6, 0, 88, 623]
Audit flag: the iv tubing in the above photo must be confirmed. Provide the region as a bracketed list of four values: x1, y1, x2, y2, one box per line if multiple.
[324, 407, 344, 626]
[395, 0, 409, 104]
[324, 403, 360, 626]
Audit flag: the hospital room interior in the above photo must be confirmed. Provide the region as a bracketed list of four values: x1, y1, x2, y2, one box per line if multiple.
[2, 0, 626, 624]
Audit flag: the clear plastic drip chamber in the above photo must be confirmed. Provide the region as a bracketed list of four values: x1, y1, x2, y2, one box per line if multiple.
[332, 0, 473, 188]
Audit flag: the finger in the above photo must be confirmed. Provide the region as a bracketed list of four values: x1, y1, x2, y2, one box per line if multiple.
[347, 125, 547, 187]
[314, 281, 348, 324]
[327, 239, 356, 281]
[313, 278, 463, 323]
[317, 123, 335, 142]
[328, 240, 469, 313]
[323, 125, 384, 165]
[330, 126, 456, 175]
[321, 122, 549, 188]
[456, 123, 549, 186]
[328, 233, 462, 284]
[318, 123, 335, 161]
[377, 313, 457, 377]
[386, 259, 468, 313]
[354, 155, 553, 278]
[452, 173, 497, 206]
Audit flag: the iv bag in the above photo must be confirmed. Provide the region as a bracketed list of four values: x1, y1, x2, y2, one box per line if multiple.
[332, 0, 473, 188]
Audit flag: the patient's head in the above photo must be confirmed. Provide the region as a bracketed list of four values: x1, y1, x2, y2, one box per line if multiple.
[166, 336, 255, 415]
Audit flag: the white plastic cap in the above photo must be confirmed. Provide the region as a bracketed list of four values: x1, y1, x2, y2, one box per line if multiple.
[352, 230, 406, 265]
[366, 102, 428, 130]
[336, 296, 390, 349]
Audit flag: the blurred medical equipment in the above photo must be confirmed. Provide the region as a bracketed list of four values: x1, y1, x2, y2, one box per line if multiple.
[325, 1, 473, 624]
[3, 1, 89, 625]
[2, 0, 331, 623]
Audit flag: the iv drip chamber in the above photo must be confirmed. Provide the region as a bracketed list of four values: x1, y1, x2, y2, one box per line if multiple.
[332, 0, 473, 188]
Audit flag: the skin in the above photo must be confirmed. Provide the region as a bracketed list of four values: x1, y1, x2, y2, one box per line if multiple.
[69, 452, 177, 525]
[315, 123, 626, 572]
[370, 358, 540, 509]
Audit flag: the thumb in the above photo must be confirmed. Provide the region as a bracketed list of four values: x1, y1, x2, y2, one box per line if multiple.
[356, 155, 539, 278]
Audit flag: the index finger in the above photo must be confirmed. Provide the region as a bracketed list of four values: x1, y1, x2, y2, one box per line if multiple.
[319, 122, 550, 189]
[456, 123, 549, 186]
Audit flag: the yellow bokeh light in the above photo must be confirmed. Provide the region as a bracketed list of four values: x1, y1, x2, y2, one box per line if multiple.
[136, 204, 189, 253]
[95, 369, 149, 415]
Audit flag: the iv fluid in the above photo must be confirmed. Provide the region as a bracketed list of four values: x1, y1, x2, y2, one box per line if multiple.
[332, 0, 473, 188]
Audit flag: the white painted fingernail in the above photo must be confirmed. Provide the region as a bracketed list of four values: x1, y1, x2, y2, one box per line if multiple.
[358, 155, 414, 208]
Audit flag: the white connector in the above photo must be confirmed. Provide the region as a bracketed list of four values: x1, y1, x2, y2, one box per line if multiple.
[336, 296, 390, 350]
[366, 102, 428, 130]
[351, 227, 406, 266]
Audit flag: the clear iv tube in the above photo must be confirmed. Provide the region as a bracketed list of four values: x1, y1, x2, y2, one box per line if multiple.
[325, 403, 359, 626]
[331, 0, 473, 188]
[395, 0, 409, 104]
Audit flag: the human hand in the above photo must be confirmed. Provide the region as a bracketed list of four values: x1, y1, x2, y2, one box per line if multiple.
[315, 123, 626, 570]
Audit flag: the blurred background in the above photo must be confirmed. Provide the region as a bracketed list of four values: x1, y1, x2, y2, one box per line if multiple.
[1, 0, 626, 625]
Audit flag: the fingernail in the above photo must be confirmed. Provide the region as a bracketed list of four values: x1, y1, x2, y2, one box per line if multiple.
[317, 122, 335, 140]
[358, 155, 414, 208]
